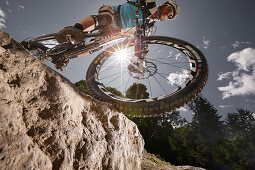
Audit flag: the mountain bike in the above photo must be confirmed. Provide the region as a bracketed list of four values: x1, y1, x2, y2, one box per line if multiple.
[21, 19, 208, 117]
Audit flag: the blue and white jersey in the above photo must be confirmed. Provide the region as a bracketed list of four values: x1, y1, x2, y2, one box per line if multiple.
[112, 0, 157, 29]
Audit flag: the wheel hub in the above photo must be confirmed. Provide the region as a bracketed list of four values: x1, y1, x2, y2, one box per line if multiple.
[128, 60, 157, 79]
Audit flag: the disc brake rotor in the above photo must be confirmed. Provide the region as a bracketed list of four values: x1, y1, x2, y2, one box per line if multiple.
[128, 61, 157, 79]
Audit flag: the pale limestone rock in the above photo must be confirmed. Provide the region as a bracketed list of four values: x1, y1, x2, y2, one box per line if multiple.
[0, 30, 11, 46]
[142, 152, 206, 170]
[0, 30, 144, 170]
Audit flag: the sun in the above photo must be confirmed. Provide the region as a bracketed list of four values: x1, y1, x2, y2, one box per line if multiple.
[114, 48, 129, 61]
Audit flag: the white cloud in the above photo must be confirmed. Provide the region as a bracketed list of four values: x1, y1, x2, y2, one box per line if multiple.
[167, 69, 189, 86]
[0, 18, 5, 23]
[197, 36, 211, 49]
[167, 51, 173, 58]
[0, 7, 6, 29]
[227, 48, 255, 71]
[217, 72, 232, 81]
[18, 5, 25, 10]
[232, 41, 250, 49]
[219, 105, 232, 108]
[218, 73, 255, 99]
[175, 53, 182, 60]
[218, 48, 255, 99]
[5, 0, 10, 6]
[202, 36, 210, 49]
[0, 8, 6, 18]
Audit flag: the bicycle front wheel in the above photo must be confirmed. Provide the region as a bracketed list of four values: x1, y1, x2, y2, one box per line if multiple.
[86, 36, 208, 117]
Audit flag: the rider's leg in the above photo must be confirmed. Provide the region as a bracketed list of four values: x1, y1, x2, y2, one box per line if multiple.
[78, 16, 96, 32]
[79, 6, 117, 33]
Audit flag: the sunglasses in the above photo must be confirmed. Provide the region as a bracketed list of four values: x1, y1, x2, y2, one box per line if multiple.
[168, 5, 175, 19]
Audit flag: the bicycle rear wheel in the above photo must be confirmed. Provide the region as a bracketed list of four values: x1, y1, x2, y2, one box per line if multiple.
[86, 36, 208, 117]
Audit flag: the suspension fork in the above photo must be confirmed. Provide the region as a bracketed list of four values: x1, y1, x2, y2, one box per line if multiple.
[134, 26, 148, 74]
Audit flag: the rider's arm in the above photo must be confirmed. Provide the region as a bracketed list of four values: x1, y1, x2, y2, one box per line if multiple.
[78, 16, 95, 32]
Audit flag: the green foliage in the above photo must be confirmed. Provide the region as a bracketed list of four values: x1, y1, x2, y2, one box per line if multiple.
[125, 83, 149, 99]
[189, 96, 224, 145]
[74, 80, 124, 97]
[105, 86, 124, 97]
[214, 137, 255, 170]
[131, 111, 186, 163]
[213, 109, 255, 170]
[151, 156, 161, 165]
[226, 108, 255, 139]
[74, 80, 88, 94]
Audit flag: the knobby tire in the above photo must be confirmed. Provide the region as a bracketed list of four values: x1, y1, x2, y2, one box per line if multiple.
[85, 36, 208, 117]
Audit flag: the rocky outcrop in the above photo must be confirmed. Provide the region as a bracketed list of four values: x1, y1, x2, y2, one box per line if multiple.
[142, 152, 206, 170]
[0, 30, 144, 170]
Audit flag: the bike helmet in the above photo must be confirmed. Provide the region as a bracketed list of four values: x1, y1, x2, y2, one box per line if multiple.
[157, 0, 180, 20]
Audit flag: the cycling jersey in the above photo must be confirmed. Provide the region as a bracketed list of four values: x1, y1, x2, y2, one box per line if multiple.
[112, 0, 157, 29]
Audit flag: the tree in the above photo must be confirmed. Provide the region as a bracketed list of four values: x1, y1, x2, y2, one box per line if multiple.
[125, 83, 149, 99]
[131, 111, 187, 162]
[214, 136, 255, 170]
[74, 80, 124, 97]
[189, 95, 224, 147]
[74, 80, 88, 94]
[168, 124, 207, 166]
[226, 108, 255, 140]
[187, 95, 224, 169]
[213, 109, 255, 170]
[105, 86, 124, 97]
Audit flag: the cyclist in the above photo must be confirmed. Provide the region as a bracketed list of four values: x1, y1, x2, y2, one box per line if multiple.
[54, 0, 180, 70]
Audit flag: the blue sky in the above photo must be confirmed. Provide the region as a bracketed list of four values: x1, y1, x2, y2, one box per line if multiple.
[1, 0, 255, 121]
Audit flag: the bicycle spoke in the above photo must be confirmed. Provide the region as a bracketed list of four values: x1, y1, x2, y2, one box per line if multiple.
[99, 72, 121, 81]
[146, 58, 191, 71]
[124, 76, 132, 93]
[169, 61, 191, 64]
[152, 75, 168, 95]
[104, 74, 123, 86]
[99, 64, 128, 75]
[146, 58, 191, 65]
[147, 46, 163, 59]
[115, 72, 129, 90]
[101, 66, 127, 69]
[104, 70, 128, 86]
[156, 72, 180, 88]
[156, 72, 169, 76]
[150, 47, 163, 55]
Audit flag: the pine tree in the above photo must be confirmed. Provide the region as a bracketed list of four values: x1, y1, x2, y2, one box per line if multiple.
[187, 95, 224, 169]
[214, 109, 255, 170]
[226, 108, 255, 140]
[189, 95, 224, 147]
